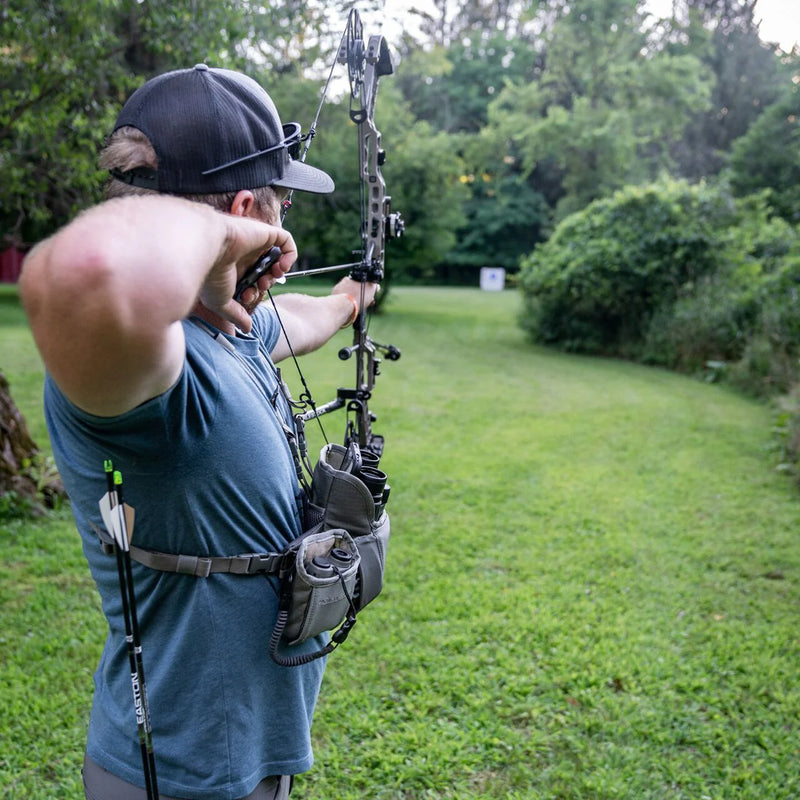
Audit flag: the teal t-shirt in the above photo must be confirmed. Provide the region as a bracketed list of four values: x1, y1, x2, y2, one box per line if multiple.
[45, 308, 327, 799]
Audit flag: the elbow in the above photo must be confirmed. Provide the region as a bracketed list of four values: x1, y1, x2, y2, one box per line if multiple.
[18, 246, 43, 316]
[20, 231, 119, 330]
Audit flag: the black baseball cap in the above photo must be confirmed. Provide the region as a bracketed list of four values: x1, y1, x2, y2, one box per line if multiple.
[110, 64, 334, 195]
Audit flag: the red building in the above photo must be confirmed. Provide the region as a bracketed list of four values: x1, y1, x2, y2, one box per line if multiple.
[0, 248, 25, 283]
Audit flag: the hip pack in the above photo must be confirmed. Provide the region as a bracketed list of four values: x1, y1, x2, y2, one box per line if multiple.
[268, 443, 391, 665]
[96, 443, 390, 666]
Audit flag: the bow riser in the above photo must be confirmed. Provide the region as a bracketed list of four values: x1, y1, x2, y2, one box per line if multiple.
[340, 331, 381, 455]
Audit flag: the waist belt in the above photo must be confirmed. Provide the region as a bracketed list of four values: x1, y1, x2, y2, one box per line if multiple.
[99, 541, 284, 578]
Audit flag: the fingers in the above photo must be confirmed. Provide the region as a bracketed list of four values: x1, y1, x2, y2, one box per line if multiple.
[270, 228, 298, 275]
[246, 227, 296, 291]
[216, 297, 255, 333]
[225, 216, 297, 276]
[241, 285, 261, 307]
[229, 224, 296, 304]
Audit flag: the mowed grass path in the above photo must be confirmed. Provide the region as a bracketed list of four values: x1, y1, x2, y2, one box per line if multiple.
[1, 286, 798, 799]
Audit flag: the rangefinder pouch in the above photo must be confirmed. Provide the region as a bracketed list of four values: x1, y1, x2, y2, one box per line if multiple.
[280, 528, 360, 645]
[267, 443, 391, 665]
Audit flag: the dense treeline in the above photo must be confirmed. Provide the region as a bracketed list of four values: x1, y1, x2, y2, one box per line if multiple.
[4, 1, 795, 271]
[2, 1, 800, 466]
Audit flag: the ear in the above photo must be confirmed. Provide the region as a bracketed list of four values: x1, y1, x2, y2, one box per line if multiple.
[229, 190, 256, 217]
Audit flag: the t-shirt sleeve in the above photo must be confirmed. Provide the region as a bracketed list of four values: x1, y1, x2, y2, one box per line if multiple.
[251, 306, 282, 353]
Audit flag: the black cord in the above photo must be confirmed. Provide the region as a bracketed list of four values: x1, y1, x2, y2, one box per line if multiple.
[266, 290, 329, 448]
[267, 563, 358, 667]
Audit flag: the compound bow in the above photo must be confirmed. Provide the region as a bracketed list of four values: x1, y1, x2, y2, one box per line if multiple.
[277, 8, 404, 463]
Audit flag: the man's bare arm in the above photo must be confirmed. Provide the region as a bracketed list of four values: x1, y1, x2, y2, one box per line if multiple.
[20, 195, 297, 416]
[270, 277, 379, 362]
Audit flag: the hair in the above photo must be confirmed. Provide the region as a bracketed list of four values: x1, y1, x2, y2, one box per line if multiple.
[99, 126, 282, 224]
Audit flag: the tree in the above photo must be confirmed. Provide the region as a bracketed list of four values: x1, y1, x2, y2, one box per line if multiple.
[657, 0, 793, 179]
[405, 0, 534, 47]
[729, 84, 800, 223]
[1, 1, 126, 245]
[487, 0, 712, 219]
[395, 30, 541, 134]
[0, 370, 65, 517]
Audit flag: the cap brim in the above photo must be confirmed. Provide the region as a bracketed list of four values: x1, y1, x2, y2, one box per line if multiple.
[273, 160, 334, 194]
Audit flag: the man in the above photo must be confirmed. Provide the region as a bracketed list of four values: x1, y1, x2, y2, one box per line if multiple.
[20, 65, 378, 800]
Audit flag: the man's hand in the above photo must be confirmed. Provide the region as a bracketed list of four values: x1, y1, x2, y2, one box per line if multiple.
[331, 276, 380, 311]
[200, 218, 297, 333]
[269, 277, 379, 363]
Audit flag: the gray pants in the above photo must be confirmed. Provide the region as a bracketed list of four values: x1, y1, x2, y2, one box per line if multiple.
[83, 755, 293, 800]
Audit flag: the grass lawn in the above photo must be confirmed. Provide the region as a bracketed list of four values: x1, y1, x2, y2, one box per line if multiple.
[1, 284, 798, 799]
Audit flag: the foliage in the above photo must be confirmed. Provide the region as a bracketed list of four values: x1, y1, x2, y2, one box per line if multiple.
[640, 196, 799, 374]
[641, 273, 757, 374]
[772, 384, 800, 481]
[727, 243, 800, 396]
[659, 0, 793, 180]
[3, 288, 800, 799]
[395, 31, 540, 135]
[729, 84, 800, 224]
[486, 0, 713, 220]
[0, 0, 125, 244]
[383, 123, 468, 281]
[518, 179, 734, 354]
[446, 170, 549, 275]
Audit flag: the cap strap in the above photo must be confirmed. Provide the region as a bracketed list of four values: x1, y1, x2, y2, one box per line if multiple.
[110, 167, 159, 190]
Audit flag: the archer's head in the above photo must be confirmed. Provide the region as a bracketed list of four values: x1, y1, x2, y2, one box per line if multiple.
[100, 64, 334, 217]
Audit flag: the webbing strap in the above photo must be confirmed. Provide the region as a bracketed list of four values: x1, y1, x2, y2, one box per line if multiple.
[99, 542, 284, 578]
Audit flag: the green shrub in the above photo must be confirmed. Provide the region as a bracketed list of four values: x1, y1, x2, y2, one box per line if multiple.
[0, 490, 35, 521]
[519, 180, 734, 356]
[641, 204, 799, 376]
[730, 84, 800, 225]
[772, 385, 800, 480]
[728, 249, 800, 396]
[642, 275, 757, 373]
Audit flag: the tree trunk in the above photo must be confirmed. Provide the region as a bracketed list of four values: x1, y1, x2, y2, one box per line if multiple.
[0, 368, 65, 512]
